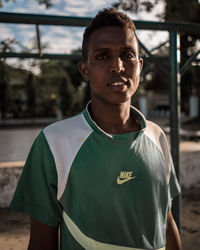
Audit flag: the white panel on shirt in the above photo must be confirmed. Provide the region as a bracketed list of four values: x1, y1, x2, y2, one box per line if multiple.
[43, 113, 93, 199]
[144, 121, 171, 184]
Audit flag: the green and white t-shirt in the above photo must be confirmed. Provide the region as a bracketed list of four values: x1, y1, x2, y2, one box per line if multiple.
[10, 104, 180, 250]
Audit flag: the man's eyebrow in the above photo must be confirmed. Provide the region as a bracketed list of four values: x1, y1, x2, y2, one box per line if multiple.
[92, 47, 136, 53]
[122, 46, 136, 51]
[92, 48, 110, 53]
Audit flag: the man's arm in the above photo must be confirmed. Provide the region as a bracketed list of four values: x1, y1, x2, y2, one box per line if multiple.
[28, 217, 59, 250]
[166, 210, 182, 250]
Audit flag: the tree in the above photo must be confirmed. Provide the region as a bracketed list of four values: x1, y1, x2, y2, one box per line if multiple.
[64, 48, 90, 107]
[0, 38, 18, 56]
[113, 0, 164, 18]
[0, 39, 16, 119]
[0, 61, 10, 118]
[38, 58, 86, 117]
[25, 72, 36, 117]
[58, 75, 74, 117]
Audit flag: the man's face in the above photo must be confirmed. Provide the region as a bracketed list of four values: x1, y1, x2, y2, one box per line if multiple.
[79, 26, 143, 105]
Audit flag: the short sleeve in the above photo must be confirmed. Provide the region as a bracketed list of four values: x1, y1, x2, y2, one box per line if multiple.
[10, 131, 62, 227]
[168, 159, 181, 210]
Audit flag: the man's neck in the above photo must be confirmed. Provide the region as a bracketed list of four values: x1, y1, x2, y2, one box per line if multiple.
[89, 100, 140, 134]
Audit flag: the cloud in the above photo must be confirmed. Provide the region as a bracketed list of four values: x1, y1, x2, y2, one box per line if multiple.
[41, 26, 84, 53]
[5, 1, 42, 13]
[0, 23, 36, 51]
[62, 0, 115, 16]
[137, 30, 169, 50]
[6, 0, 115, 16]
[0, 24, 15, 39]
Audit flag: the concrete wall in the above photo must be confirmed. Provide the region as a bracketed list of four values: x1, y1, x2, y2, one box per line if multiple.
[180, 151, 200, 189]
[0, 162, 24, 208]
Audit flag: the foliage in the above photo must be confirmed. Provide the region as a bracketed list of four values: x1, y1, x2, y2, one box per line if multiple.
[0, 38, 18, 55]
[165, 0, 200, 22]
[38, 59, 86, 117]
[113, 0, 159, 12]
[36, 0, 52, 8]
[5, 65, 33, 118]
[0, 61, 10, 118]
[0, 56, 87, 119]
[113, 0, 164, 18]
[25, 73, 36, 117]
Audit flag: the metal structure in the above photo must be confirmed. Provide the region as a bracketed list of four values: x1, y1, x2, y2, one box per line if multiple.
[1, 11, 200, 230]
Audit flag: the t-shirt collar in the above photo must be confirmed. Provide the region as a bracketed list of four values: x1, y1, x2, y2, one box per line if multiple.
[83, 101, 146, 142]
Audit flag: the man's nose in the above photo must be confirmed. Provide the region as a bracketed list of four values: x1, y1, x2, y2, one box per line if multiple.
[110, 57, 125, 73]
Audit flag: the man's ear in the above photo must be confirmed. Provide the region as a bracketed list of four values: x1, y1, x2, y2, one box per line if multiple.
[139, 57, 143, 72]
[78, 61, 89, 81]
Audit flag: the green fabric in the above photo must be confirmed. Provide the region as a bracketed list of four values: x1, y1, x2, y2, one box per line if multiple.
[10, 131, 62, 226]
[10, 106, 180, 250]
[61, 129, 168, 248]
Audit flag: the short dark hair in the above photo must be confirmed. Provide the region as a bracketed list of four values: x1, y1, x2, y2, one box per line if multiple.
[81, 8, 138, 61]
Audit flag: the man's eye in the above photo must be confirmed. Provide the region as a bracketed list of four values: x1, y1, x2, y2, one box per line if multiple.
[95, 54, 108, 60]
[121, 52, 135, 60]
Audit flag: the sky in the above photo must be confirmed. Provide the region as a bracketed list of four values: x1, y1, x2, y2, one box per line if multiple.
[0, 0, 170, 72]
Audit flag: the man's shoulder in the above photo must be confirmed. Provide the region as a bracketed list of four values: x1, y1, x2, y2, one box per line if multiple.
[44, 112, 84, 134]
[143, 119, 169, 153]
[42, 111, 93, 141]
[143, 119, 168, 146]
[145, 120, 164, 135]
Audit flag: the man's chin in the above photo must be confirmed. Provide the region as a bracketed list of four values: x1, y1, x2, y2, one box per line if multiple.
[106, 98, 131, 106]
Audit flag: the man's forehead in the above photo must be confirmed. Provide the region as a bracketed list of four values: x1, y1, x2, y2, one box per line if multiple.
[88, 26, 138, 51]
[90, 26, 136, 40]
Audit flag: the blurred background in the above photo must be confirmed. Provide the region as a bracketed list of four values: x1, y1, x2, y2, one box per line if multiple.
[0, 0, 200, 249]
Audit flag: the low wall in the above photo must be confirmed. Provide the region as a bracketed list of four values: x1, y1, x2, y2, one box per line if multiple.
[0, 161, 24, 208]
[180, 150, 200, 189]
[0, 149, 200, 207]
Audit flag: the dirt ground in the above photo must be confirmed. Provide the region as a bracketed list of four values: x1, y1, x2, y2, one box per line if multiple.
[0, 188, 199, 250]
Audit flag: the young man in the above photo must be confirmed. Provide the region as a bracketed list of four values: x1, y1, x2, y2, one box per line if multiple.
[10, 8, 182, 250]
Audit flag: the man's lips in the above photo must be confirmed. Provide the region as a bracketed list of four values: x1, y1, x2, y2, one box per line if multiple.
[107, 78, 128, 87]
[110, 82, 127, 86]
[106, 80, 128, 92]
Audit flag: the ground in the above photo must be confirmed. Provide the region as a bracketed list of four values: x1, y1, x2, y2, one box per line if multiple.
[0, 188, 199, 250]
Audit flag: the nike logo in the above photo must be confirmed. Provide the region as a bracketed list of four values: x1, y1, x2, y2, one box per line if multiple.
[117, 171, 135, 185]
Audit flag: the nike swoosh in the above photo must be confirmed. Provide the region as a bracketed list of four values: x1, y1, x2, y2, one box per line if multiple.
[117, 176, 135, 185]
